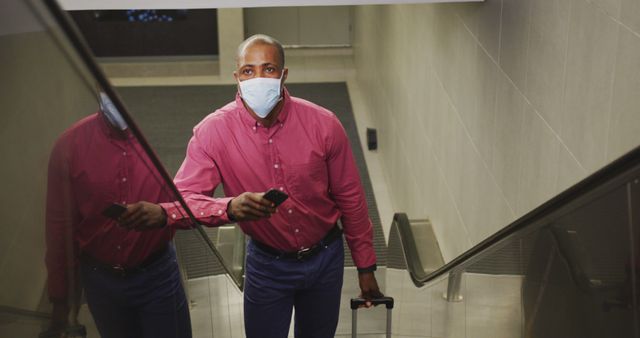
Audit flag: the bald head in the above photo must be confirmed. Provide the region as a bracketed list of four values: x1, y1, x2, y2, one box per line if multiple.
[236, 34, 285, 69]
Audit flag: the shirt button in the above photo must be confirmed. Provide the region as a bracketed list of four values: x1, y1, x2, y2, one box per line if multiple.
[295, 229, 299, 233]
[121, 201, 126, 204]
[280, 123, 284, 127]
[122, 152, 127, 156]
[279, 187, 284, 191]
[200, 212, 204, 216]
[252, 126, 256, 131]
[171, 214, 177, 219]
[268, 139, 273, 144]
[218, 210, 223, 215]
[116, 245, 121, 250]
[288, 209, 293, 214]
[274, 164, 279, 169]
[121, 177, 127, 182]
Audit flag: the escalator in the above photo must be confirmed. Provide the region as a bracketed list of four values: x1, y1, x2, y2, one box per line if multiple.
[388, 145, 640, 337]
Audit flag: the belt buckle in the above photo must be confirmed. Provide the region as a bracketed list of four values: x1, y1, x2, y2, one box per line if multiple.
[296, 247, 312, 260]
[112, 264, 127, 277]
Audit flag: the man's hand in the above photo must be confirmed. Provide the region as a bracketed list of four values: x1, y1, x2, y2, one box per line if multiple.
[227, 192, 277, 222]
[119, 201, 167, 230]
[358, 272, 384, 308]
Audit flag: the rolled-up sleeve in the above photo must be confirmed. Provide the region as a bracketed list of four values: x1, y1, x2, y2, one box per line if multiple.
[161, 126, 233, 229]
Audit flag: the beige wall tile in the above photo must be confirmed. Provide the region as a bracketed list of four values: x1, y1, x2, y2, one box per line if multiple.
[452, 0, 502, 63]
[299, 6, 352, 45]
[561, 0, 618, 172]
[432, 4, 458, 97]
[456, 2, 482, 35]
[457, 139, 511, 243]
[244, 7, 299, 44]
[516, 105, 562, 215]
[476, 0, 504, 63]
[621, 0, 640, 36]
[216, 8, 244, 77]
[499, 0, 533, 90]
[591, 0, 622, 19]
[427, 80, 453, 168]
[525, 0, 571, 133]
[433, 166, 472, 262]
[400, 143, 431, 219]
[454, 130, 484, 234]
[440, 104, 465, 200]
[607, 28, 640, 161]
[556, 145, 588, 194]
[412, 140, 441, 221]
[449, 18, 479, 131]
[470, 49, 499, 164]
[491, 74, 526, 210]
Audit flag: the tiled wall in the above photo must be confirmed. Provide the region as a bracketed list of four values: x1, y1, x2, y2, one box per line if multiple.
[353, 0, 640, 261]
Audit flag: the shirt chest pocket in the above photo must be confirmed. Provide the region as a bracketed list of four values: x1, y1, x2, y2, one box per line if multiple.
[285, 160, 328, 200]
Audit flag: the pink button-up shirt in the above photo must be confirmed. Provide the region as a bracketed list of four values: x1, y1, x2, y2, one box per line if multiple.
[162, 88, 376, 269]
[46, 113, 176, 300]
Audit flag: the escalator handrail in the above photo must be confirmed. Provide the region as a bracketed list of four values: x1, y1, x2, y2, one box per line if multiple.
[0, 305, 51, 321]
[395, 144, 640, 287]
[393, 213, 429, 287]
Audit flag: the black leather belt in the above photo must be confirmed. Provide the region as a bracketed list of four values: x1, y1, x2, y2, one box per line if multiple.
[80, 244, 169, 277]
[253, 225, 343, 261]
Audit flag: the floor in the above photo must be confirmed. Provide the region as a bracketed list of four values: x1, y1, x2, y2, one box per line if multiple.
[187, 267, 391, 338]
[184, 268, 523, 338]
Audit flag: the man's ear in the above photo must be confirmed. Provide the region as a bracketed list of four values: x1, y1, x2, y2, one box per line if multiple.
[282, 68, 288, 83]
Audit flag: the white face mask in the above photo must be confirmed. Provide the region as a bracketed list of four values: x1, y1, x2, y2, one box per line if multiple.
[238, 72, 284, 118]
[99, 92, 128, 131]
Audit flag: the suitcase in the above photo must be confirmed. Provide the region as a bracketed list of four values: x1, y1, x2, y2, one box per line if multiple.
[350, 297, 394, 338]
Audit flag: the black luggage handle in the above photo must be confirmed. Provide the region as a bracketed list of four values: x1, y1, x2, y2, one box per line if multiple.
[350, 296, 394, 309]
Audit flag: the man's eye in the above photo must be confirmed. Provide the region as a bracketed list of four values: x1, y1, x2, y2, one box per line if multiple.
[266, 67, 275, 72]
[242, 69, 253, 74]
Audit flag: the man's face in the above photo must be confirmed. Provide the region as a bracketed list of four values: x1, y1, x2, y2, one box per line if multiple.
[234, 43, 287, 82]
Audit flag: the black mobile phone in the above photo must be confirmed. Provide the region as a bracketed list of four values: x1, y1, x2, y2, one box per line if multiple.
[263, 189, 288, 207]
[102, 203, 127, 219]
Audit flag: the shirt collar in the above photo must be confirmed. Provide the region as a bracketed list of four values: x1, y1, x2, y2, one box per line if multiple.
[236, 87, 291, 131]
[97, 110, 131, 140]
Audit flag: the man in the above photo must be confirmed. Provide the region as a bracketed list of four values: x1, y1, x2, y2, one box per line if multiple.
[160, 34, 383, 338]
[45, 91, 191, 338]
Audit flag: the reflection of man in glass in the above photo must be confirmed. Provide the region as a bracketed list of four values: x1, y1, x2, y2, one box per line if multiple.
[45, 92, 191, 338]
[159, 34, 383, 338]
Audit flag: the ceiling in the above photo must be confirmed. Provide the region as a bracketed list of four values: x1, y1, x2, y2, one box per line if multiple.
[60, 0, 478, 10]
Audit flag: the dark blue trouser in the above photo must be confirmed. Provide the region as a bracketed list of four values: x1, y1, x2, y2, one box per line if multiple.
[244, 238, 344, 338]
[80, 245, 192, 338]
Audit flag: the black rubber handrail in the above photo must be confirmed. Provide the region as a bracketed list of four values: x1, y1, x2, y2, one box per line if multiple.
[0, 305, 51, 321]
[395, 143, 640, 287]
[393, 213, 429, 287]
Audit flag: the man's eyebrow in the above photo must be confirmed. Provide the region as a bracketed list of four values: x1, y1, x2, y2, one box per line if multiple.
[240, 62, 278, 68]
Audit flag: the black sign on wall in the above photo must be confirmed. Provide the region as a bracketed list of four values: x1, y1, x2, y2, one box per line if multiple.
[69, 9, 219, 57]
